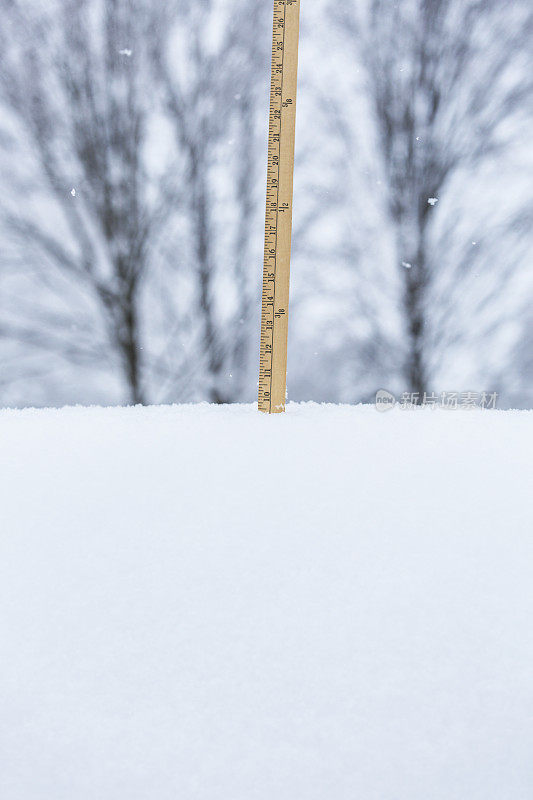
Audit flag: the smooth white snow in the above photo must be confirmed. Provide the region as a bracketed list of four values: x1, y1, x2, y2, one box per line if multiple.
[1, 402, 532, 800]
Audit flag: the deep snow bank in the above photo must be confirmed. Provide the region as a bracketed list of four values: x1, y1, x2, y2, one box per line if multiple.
[1, 403, 532, 800]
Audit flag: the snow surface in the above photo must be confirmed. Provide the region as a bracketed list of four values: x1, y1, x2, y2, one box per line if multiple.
[1, 402, 532, 800]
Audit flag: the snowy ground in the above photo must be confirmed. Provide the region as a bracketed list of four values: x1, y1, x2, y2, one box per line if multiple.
[1, 402, 532, 800]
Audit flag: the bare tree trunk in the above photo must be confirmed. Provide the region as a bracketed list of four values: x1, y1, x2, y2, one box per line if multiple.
[120, 285, 145, 405]
[403, 256, 427, 396]
[189, 150, 227, 403]
[400, 204, 431, 396]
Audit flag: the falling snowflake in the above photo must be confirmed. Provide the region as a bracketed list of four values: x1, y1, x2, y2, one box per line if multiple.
[402, 261, 412, 269]
[119, 49, 132, 57]
[428, 197, 439, 206]
[70, 188, 76, 197]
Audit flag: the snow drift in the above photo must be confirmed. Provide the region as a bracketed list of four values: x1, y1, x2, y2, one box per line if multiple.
[1, 403, 532, 799]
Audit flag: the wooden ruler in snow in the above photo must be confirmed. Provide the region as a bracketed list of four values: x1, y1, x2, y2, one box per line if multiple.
[258, 0, 300, 413]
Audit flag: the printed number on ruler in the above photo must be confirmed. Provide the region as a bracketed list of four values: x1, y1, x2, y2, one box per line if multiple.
[258, 0, 300, 413]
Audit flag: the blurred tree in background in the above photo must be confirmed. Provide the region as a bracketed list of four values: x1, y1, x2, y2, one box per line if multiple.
[334, 0, 533, 398]
[0, 0, 531, 408]
[0, 0, 268, 405]
[0, 0, 166, 404]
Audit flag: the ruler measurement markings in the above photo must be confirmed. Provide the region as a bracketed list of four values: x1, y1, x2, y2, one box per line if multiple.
[269, 2, 285, 413]
[262, 3, 279, 410]
[258, 0, 300, 413]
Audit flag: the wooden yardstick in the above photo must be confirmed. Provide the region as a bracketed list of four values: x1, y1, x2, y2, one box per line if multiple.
[258, 0, 300, 413]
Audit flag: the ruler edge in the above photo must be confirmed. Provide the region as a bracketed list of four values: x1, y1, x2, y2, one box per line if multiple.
[258, 0, 301, 414]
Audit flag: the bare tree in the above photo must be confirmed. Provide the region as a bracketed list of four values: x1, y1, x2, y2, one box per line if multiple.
[151, 0, 269, 403]
[0, 0, 177, 404]
[335, 0, 533, 396]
